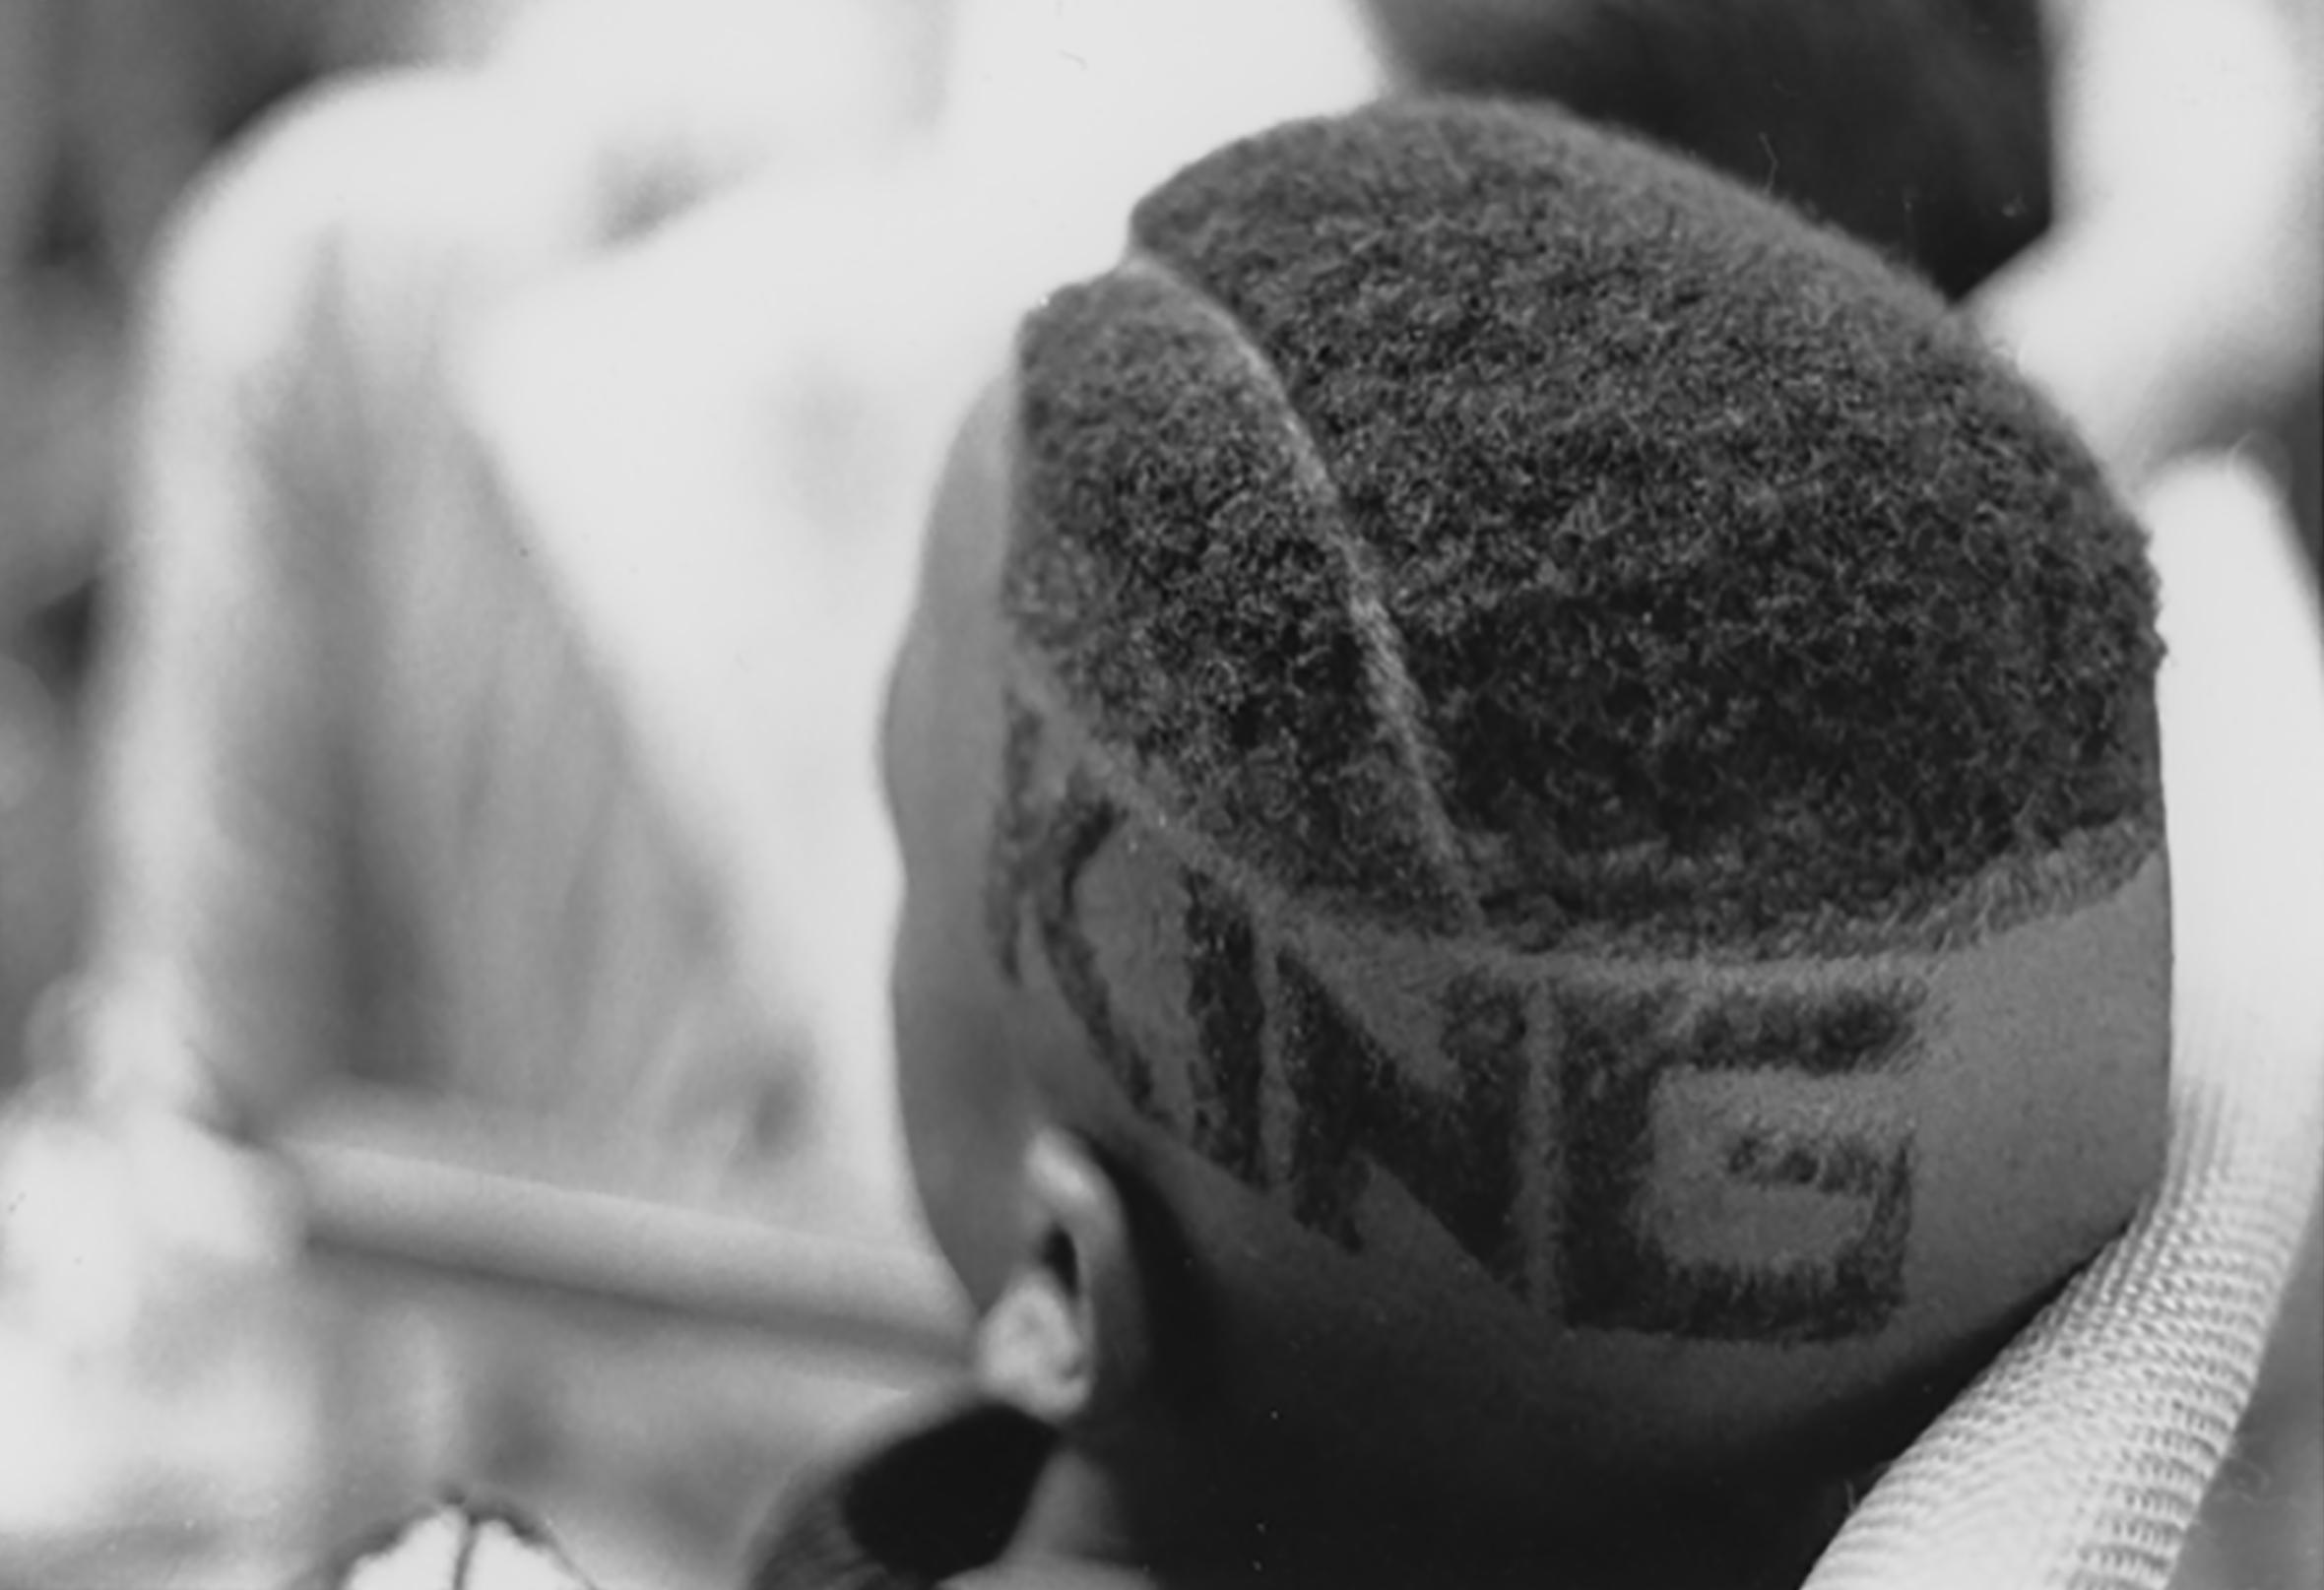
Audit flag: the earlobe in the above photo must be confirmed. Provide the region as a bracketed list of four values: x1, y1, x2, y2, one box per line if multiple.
[972, 1128, 1152, 1431]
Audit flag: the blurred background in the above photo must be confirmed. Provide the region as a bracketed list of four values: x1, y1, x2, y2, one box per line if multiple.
[0, 2, 2315, 1587]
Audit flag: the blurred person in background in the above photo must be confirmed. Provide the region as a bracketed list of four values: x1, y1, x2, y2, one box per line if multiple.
[3, 0, 490, 1574]
[1, 0, 468, 1099]
[4, 3, 962, 1581]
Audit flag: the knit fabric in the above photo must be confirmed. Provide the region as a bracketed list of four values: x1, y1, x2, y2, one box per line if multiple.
[95, 72, 773, 1149]
[1807, 457, 2324, 1588]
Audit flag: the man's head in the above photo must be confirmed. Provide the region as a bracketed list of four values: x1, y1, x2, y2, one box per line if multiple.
[880, 101, 2166, 1577]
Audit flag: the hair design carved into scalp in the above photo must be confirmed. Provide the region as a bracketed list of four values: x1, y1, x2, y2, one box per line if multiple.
[1006, 99, 2162, 957]
[986, 680, 1937, 1344]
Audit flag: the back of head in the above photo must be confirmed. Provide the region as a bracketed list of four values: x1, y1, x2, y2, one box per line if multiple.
[883, 99, 2167, 1578]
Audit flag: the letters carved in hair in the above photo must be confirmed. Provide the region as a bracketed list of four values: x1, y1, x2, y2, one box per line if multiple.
[988, 693, 1920, 1344]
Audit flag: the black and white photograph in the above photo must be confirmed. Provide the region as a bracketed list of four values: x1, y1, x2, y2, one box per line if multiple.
[1, 3, 2318, 1586]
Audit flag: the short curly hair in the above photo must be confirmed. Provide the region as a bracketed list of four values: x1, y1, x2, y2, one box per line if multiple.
[1003, 100, 2161, 956]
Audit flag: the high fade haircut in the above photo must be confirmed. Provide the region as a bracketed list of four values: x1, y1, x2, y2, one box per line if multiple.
[1006, 98, 2162, 961]
[937, 100, 2168, 1489]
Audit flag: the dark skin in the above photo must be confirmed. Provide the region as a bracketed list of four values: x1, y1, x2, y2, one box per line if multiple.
[872, 284, 2181, 1572]
[941, 1126, 1853, 1590]
[878, 387, 1883, 1590]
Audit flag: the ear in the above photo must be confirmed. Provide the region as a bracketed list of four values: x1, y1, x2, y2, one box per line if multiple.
[971, 1128, 1152, 1431]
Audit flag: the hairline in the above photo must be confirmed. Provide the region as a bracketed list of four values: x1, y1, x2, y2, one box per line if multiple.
[1007, 655, 2163, 965]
